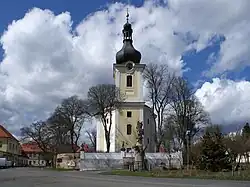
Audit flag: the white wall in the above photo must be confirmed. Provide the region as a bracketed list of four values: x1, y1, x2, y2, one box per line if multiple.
[110, 110, 116, 152]
[79, 151, 183, 171]
[96, 110, 116, 152]
[96, 120, 103, 152]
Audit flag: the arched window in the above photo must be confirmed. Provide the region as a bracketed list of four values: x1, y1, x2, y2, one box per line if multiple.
[127, 124, 132, 135]
[127, 75, 132, 87]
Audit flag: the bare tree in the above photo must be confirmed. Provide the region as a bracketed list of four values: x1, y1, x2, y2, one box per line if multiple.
[86, 128, 97, 151]
[45, 120, 71, 154]
[87, 84, 124, 152]
[162, 119, 176, 152]
[20, 121, 51, 152]
[169, 77, 210, 164]
[48, 95, 89, 153]
[20, 121, 55, 166]
[143, 63, 175, 151]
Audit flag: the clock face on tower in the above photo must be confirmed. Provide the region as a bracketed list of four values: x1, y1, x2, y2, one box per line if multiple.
[126, 61, 134, 71]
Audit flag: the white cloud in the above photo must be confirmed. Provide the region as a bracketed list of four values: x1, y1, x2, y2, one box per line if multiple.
[167, 0, 250, 74]
[196, 78, 250, 125]
[0, 3, 187, 134]
[0, 0, 249, 134]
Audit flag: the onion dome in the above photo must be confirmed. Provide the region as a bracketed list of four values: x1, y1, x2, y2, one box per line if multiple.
[116, 11, 141, 64]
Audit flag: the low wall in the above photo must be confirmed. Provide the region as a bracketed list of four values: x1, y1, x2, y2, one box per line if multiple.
[79, 152, 182, 171]
[57, 153, 80, 169]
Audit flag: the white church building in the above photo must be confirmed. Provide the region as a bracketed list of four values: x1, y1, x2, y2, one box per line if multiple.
[96, 13, 156, 153]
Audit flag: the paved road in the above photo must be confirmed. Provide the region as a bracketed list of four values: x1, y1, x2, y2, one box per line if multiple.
[0, 168, 250, 187]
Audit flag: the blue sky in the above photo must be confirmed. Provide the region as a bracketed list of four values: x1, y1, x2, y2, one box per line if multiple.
[0, 0, 248, 85]
[0, 0, 250, 135]
[0, 0, 143, 34]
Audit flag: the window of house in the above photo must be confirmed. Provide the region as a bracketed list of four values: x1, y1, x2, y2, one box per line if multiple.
[127, 124, 132, 135]
[9, 143, 11, 150]
[127, 111, 132, 118]
[57, 158, 63, 163]
[147, 119, 150, 124]
[126, 75, 132, 87]
[0, 141, 2, 148]
[33, 160, 36, 164]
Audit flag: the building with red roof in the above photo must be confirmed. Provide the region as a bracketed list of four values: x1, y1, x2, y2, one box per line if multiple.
[21, 142, 49, 167]
[0, 125, 28, 166]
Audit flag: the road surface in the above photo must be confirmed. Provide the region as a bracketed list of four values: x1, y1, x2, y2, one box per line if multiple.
[0, 167, 249, 187]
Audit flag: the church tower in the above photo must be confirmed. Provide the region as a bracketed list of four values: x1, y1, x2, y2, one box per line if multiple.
[114, 11, 144, 103]
[96, 11, 156, 153]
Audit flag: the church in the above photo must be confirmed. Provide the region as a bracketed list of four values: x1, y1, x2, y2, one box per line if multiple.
[96, 12, 156, 153]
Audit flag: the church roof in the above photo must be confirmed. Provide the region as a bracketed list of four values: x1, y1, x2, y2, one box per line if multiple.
[115, 10, 141, 64]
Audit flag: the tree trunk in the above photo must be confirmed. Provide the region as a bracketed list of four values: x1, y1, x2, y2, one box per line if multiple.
[155, 110, 163, 152]
[105, 132, 110, 153]
[106, 140, 110, 153]
[53, 154, 57, 168]
[71, 132, 75, 153]
[156, 142, 161, 153]
[231, 163, 235, 176]
[182, 140, 188, 166]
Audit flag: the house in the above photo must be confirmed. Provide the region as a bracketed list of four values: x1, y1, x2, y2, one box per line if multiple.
[21, 142, 48, 167]
[22, 142, 81, 167]
[20, 148, 29, 166]
[0, 124, 26, 166]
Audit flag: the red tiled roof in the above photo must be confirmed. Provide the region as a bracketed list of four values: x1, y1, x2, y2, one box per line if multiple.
[0, 125, 18, 142]
[22, 142, 81, 153]
[20, 148, 29, 158]
[76, 144, 95, 153]
[21, 142, 43, 153]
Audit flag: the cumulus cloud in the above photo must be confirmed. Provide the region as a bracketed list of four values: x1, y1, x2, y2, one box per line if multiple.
[0, 0, 249, 134]
[196, 78, 250, 125]
[0, 3, 187, 133]
[168, 0, 250, 74]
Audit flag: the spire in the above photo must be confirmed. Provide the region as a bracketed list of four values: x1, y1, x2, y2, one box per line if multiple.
[126, 8, 129, 23]
[115, 6, 141, 64]
[127, 0, 130, 22]
[122, 8, 133, 42]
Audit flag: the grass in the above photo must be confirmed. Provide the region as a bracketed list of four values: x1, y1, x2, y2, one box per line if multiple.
[101, 169, 250, 181]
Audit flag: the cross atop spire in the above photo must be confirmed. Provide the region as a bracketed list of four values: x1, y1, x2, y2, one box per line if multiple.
[126, 8, 129, 23]
[126, 0, 130, 23]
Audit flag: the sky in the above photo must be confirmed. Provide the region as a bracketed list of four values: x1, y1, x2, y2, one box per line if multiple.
[0, 0, 250, 137]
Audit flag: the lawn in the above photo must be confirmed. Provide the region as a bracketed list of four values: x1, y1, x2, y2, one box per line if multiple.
[101, 169, 250, 181]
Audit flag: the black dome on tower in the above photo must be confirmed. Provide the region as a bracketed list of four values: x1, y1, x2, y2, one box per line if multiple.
[116, 11, 141, 64]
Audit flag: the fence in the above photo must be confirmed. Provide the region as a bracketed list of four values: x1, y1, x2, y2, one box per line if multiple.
[79, 151, 182, 171]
